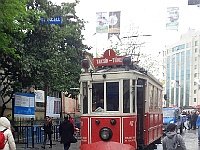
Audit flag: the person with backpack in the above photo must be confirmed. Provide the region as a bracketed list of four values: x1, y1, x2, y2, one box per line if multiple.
[162, 123, 186, 150]
[196, 112, 200, 145]
[0, 117, 16, 150]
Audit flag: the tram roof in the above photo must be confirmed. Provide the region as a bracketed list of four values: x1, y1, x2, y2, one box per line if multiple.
[81, 65, 162, 86]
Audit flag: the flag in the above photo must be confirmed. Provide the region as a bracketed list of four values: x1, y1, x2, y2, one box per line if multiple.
[166, 7, 179, 30]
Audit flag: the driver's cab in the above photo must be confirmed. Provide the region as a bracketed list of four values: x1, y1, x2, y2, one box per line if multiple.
[80, 77, 137, 115]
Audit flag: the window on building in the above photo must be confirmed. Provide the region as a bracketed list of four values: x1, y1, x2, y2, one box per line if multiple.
[194, 98, 197, 102]
[195, 57, 197, 61]
[194, 73, 197, 77]
[195, 65, 197, 69]
[36, 102, 45, 107]
[195, 41, 198, 46]
[194, 82, 197, 86]
[195, 48, 198, 53]
[194, 90, 196, 94]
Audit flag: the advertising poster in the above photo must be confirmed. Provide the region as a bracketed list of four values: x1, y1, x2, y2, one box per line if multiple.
[14, 92, 35, 118]
[108, 11, 121, 34]
[96, 12, 109, 33]
[166, 7, 179, 30]
[35, 90, 45, 102]
[46, 96, 61, 118]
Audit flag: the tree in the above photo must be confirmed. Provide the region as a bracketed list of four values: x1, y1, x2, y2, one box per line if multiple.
[0, 0, 34, 116]
[108, 23, 161, 78]
[22, 0, 85, 93]
[0, 0, 86, 116]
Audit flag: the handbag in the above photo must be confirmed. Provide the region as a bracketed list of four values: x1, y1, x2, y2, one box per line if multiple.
[70, 135, 77, 143]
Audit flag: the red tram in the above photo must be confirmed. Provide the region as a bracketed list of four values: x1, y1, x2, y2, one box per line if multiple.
[79, 49, 163, 150]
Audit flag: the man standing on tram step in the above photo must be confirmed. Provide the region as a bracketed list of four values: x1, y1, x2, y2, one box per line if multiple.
[41, 116, 53, 149]
[162, 123, 186, 150]
[59, 115, 74, 150]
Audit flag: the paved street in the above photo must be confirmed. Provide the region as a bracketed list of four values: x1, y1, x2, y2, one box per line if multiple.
[16, 129, 200, 150]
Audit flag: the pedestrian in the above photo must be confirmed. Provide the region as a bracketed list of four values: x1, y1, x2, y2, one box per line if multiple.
[191, 111, 198, 130]
[196, 112, 200, 145]
[59, 115, 74, 150]
[41, 116, 53, 149]
[186, 111, 191, 130]
[0, 117, 16, 150]
[162, 123, 186, 150]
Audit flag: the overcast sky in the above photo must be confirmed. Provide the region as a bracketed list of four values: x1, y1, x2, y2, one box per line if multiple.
[51, 0, 200, 57]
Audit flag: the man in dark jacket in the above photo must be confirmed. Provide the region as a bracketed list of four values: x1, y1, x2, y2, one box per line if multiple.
[59, 115, 74, 150]
[41, 116, 53, 149]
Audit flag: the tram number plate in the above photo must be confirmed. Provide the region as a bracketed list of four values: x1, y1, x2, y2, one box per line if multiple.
[129, 121, 134, 126]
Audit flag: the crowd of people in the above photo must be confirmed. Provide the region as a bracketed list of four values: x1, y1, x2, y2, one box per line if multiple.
[182, 110, 199, 130]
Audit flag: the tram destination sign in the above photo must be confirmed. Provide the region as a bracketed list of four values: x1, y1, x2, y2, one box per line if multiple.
[94, 49, 123, 67]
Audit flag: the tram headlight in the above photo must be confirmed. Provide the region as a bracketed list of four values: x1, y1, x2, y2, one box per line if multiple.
[99, 127, 113, 141]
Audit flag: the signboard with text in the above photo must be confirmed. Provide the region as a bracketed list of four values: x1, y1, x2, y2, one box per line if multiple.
[14, 92, 35, 118]
[94, 49, 123, 67]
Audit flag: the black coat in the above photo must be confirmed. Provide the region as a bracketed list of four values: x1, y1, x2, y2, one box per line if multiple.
[44, 121, 52, 133]
[59, 120, 74, 144]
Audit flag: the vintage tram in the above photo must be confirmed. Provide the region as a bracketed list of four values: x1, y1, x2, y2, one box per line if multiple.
[79, 49, 163, 150]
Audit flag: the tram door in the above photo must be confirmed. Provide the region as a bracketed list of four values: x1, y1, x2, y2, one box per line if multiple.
[136, 78, 146, 145]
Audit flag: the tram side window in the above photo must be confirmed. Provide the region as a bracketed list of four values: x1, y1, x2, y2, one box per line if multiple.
[92, 83, 104, 112]
[123, 80, 130, 113]
[132, 80, 135, 112]
[82, 82, 88, 114]
[106, 82, 119, 111]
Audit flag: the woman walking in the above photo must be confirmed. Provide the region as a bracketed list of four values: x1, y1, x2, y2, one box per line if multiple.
[59, 115, 74, 150]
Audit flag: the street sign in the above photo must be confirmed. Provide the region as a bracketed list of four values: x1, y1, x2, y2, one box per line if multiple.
[40, 16, 62, 25]
[94, 49, 123, 67]
[14, 92, 35, 118]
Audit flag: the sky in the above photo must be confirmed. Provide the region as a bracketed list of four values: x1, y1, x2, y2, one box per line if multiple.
[50, 0, 200, 58]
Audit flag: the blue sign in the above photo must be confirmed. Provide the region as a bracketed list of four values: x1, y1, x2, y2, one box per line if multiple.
[40, 16, 62, 25]
[14, 92, 35, 118]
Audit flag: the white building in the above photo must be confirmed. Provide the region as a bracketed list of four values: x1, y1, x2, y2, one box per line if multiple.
[164, 29, 200, 108]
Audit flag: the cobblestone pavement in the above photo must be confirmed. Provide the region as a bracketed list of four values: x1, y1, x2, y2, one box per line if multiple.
[16, 129, 200, 150]
[16, 140, 81, 150]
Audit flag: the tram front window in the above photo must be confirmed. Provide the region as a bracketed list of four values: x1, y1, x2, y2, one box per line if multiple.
[92, 82, 119, 112]
[92, 83, 104, 112]
[106, 82, 119, 111]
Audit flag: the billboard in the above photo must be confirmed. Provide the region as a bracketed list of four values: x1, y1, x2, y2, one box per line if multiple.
[46, 96, 61, 118]
[96, 12, 109, 33]
[14, 93, 35, 118]
[166, 7, 179, 30]
[108, 11, 121, 34]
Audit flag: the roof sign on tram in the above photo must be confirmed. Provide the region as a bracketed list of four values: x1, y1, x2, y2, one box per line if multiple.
[94, 49, 123, 67]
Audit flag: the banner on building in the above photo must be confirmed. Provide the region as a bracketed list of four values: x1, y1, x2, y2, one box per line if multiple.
[166, 7, 179, 30]
[14, 93, 35, 118]
[96, 12, 109, 33]
[35, 90, 45, 102]
[108, 11, 121, 34]
[46, 96, 61, 118]
[188, 0, 200, 5]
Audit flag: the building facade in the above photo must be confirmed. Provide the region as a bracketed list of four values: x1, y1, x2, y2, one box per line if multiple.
[164, 29, 200, 108]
